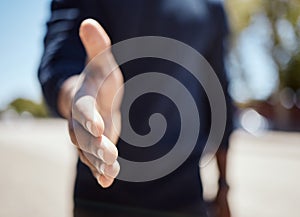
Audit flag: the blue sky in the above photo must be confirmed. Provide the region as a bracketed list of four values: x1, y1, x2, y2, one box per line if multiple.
[0, 0, 49, 109]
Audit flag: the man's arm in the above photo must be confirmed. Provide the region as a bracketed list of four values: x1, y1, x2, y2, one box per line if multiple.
[38, 0, 86, 116]
[216, 149, 229, 189]
[214, 148, 230, 217]
[38, 1, 122, 187]
[207, 2, 234, 216]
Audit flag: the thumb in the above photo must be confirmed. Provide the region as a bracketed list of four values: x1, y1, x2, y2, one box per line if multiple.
[79, 19, 111, 62]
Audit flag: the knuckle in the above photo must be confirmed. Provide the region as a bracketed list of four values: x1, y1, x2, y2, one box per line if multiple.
[103, 161, 120, 178]
[100, 137, 118, 164]
[111, 161, 120, 177]
[110, 146, 118, 163]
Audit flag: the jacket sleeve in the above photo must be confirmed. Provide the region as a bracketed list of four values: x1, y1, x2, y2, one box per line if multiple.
[208, 2, 235, 150]
[38, 0, 86, 116]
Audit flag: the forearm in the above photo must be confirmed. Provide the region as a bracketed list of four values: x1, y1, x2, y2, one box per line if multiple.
[38, 0, 87, 116]
[216, 148, 229, 188]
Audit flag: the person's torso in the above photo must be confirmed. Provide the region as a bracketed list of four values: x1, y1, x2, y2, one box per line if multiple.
[75, 1, 227, 215]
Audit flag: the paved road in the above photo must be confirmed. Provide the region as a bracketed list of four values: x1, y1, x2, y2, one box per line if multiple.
[0, 119, 299, 217]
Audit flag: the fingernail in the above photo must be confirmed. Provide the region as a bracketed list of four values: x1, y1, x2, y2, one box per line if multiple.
[100, 164, 105, 175]
[86, 121, 92, 133]
[97, 149, 104, 160]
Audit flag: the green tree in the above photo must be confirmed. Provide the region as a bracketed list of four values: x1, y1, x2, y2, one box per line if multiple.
[7, 98, 49, 118]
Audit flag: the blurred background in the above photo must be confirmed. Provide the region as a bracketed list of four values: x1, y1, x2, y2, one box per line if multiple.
[0, 0, 300, 217]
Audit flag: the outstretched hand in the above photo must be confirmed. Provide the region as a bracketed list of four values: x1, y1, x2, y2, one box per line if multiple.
[59, 19, 124, 188]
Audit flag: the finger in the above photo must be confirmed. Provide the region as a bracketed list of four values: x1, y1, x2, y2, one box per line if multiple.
[79, 19, 111, 62]
[71, 120, 118, 164]
[78, 150, 108, 187]
[103, 161, 120, 178]
[78, 150, 116, 188]
[97, 175, 115, 188]
[78, 149, 98, 173]
[83, 151, 120, 178]
[100, 135, 119, 165]
[72, 95, 104, 137]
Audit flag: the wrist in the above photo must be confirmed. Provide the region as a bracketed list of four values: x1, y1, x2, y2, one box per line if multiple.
[218, 178, 229, 190]
[58, 75, 79, 119]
